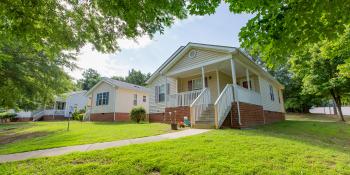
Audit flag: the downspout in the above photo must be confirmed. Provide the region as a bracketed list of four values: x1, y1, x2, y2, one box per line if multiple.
[113, 88, 117, 122]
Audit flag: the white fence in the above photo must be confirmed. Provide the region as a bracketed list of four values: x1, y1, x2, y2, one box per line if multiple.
[309, 106, 350, 116]
[167, 89, 202, 107]
[234, 85, 262, 106]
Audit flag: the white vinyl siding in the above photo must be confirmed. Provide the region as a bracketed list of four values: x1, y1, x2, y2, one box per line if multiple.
[259, 78, 282, 112]
[167, 49, 229, 74]
[148, 76, 177, 113]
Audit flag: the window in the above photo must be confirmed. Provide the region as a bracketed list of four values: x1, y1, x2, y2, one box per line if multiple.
[143, 96, 146, 102]
[269, 85, 275, 101]
[277, 90, 281, 103]
[159, 84, 165, 102]
[96, 92, 109, 106]
[188, 78, 208, 91]
[56, 102, 66, 110]
[133, 94, 137, 106]
[242, 81, 252, 89]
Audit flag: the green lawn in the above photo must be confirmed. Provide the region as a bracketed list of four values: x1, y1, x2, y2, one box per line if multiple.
[1, 114, 350, 175]
[0, 121, 171, 154]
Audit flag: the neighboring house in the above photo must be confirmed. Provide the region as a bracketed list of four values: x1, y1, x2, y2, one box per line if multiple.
[28, 91, 88, 121]
[146, 43, 285, 128]
[309, 106, 350, 116]
[85, 77, 150, 122]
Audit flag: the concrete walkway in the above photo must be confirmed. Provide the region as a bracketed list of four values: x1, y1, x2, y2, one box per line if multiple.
[0, 129, 209, 163]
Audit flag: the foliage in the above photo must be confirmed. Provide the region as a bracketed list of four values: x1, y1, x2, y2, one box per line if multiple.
[1, 114, 350, 174]
[268, 65, 325, 112]
[111, 69, 151, 86]
[77, 68, 101, 90]
[72, 109, 86, 121]
[0, 44, 74, 110]
[0, 112, 16, 123]
[1, 0, 189, 110]
[290, 34, 350, 121]
[129, 106, 146, 123]
[0, 122, 169, 154]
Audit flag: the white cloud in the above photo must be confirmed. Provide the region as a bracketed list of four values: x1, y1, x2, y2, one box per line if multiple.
[173, 15, 204, 27]
[68, 45, 131, 80]
[117, 35, 153, 49]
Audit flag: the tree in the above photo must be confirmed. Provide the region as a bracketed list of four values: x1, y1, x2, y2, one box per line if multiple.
[112, 69, 151, 86]
[188, 1, 350, 69]
[77, 69, 101, 90]
[0, 44, 74, 110]
[262, 62, 325, 113]
[1, 0, 189, 110]
[290, 33, 350, 121]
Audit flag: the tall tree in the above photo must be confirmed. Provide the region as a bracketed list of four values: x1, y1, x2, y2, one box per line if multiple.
[1, 0, 189, 109]
[112, 69, 151, 86]
[77, 69, 101, 90]
[290, 32, 350, 121]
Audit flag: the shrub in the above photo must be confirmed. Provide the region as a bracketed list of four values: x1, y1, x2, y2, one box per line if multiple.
[129, 106, 146, 123]
[0, 112, 17, 123]
[72, 109, 86, 121]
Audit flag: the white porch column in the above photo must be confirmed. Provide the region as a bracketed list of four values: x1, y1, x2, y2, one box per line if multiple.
[230, 59, 237, 85]
[201, 67, 205, 89]
[164, 75, 168, 107]
[216, 69, 220, 95]
[246, 68, 251, 90]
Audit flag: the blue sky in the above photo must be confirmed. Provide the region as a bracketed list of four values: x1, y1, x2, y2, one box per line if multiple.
[70, 4, 253, 80]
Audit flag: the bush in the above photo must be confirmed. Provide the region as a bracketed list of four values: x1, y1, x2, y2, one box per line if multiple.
[129, 106, 146, 123]
[72, 109, 86, 121]
[0, 112, 17, 123]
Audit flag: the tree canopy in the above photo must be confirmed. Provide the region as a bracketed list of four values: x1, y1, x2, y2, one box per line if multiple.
[0, 0, 188, 109]
[77, 69, 102, 91]
[112, 69, 151, 86]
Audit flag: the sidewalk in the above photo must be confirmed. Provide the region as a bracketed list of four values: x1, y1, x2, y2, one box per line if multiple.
[0, 129, 209, 163]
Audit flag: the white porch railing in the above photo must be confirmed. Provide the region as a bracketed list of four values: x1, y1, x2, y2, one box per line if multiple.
[234, 85, 262, 106]
[167, 89, 202, 107]
[32, 109, 66, 121]
[214, 84, 234, 128]
[190, 88, 211, 123]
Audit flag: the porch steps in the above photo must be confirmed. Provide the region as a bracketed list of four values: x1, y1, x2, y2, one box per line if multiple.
[193, 104, 215, 129]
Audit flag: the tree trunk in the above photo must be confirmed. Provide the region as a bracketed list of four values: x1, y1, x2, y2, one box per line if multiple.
[331, 90, 346, 122]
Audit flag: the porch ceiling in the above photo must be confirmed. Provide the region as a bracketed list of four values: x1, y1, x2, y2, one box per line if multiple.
[169, 59, 249, 79]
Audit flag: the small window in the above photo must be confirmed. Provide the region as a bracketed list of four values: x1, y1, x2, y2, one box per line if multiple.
[188, 78, 208, 91]
[96, 92, 109, 106]
[143, 96, 146, 102]
[277, 90, 281, 103]
[242, 81, 252, 89]
[159, 84, 165, 102]
[56, 102, 66, 110]
[269, 85, 275, 101]
[133, 94, 137, 106]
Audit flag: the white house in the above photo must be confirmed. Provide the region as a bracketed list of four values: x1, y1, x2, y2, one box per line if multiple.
[146, 43, 285, 128]
[27, 90, 88, 121]
[84, 77, 150, 121]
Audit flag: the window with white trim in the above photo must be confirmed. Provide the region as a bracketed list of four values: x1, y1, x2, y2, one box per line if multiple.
[269, 85, 275, 101]
[143, 96, 146, 102]
[133, 94, 137, 106]
[159, 84, 165, 102]
[96, 92, 109, 106]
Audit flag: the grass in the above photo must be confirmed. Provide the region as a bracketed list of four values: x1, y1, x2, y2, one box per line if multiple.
[0, 121, 171, 154]
[1, 113, 350, 175]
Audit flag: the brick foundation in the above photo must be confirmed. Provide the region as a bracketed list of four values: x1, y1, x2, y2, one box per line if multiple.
[149, 106, 190, 124]
[12, 117, 33, 122]
[90, 113, 131, 122]
[41, 115, 66, 121]
[149, 113, 165, 123]
[164, 106, 190, 123]
[264, 110, 285, 123]
[228, 102, 285, 128]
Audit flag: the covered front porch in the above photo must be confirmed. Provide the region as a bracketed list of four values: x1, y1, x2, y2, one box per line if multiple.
[165, 58, 261, 107]
[164, 58, 262, 128]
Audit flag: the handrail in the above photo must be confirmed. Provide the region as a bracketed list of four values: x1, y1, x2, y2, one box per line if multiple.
[190, 88, 211, 125]
[167, 89, 202, 107]
[32, 110, 45, 121]
[214, 84, 234, 128]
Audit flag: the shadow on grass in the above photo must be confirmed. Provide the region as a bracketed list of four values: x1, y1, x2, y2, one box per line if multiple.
[86, 121, 153, 125]
[245, 120, 350, 153]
